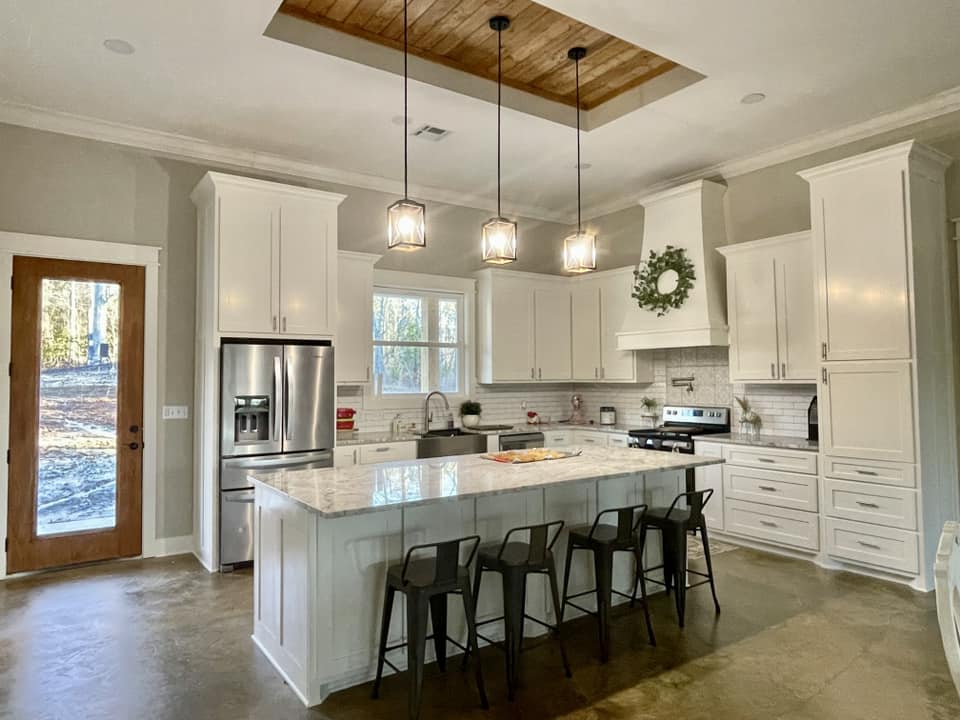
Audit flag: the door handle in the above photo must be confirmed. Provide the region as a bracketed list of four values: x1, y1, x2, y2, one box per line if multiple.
[282, 317, 287, 333]
[272, 316, 278, 332]
[538, 368, 542, 380]
[822, 367, 827, 385]
[284, 360, 291, 442]
[770, 362, 776, 378]
[273, 355, 283, 441]
[821, 342, 827, 360]
[781, 363, 786, 378]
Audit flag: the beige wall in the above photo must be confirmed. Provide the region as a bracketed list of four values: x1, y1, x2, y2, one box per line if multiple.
[2, 107, 960, 540]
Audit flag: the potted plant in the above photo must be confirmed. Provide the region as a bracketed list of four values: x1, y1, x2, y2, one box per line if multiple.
[640, 396, 659, 417]
[460, 400, 482, 428]
[734, 396, 762, 438]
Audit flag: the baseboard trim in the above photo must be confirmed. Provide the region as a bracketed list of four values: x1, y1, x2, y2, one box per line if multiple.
[149, 535, 195, 558]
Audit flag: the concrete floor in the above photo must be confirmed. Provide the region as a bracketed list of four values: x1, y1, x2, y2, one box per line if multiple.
[0, 546, 956, 720]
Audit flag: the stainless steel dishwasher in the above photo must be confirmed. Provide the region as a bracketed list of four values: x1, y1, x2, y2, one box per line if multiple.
[498, 431, 545, 451]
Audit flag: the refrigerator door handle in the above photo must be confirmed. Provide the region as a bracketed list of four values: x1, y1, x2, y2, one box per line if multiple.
[223, 490, 256, 504]
[273, 354, 283, 443]
[284, 357, 291, 443]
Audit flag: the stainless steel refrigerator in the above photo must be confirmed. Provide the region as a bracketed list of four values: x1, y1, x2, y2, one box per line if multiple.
[219, 340, 334, 570]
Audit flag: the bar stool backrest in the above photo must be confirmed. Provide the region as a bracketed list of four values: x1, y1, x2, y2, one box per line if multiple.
[663, 489, 714, 526]
[497, 520, 564, 564]
[401, 535, 481, 586]
[588, 503, 648, 542]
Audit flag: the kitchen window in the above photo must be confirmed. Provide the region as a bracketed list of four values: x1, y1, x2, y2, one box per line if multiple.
[372, 288, 465, 397]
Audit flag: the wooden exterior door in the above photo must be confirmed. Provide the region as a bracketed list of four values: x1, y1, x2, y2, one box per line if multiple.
[7, 257, 145, 573]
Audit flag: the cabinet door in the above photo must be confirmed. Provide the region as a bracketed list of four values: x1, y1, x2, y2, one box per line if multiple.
[279, 196, 336, 336]
[218, 188, 278, 334]
[600, 272, 643, 382]
[812, 168, 911, 360]
[694, 442, 723, 531]
[820, 361, 915, 463]
[775, 240, 817, 381]
[336, 254, 375, 383]
[534, 287, 572, 381]
[727, 251, 780, 381]
[490, 277, 535, 381]
[571, 285, 601, 381]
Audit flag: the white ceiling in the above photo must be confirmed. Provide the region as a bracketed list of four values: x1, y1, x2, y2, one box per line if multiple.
[2, 0, 960, 223]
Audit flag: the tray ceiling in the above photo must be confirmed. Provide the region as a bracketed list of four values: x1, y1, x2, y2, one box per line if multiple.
[278, 0, 680, 110]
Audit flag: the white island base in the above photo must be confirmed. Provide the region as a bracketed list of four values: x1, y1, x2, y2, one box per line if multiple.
[251, 450, 717, 707]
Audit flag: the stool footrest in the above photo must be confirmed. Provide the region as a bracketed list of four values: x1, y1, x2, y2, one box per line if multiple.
[563, 600, 598, 618]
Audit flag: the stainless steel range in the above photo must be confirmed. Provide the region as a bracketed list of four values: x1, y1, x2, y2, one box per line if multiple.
[628, 405, 730, 454]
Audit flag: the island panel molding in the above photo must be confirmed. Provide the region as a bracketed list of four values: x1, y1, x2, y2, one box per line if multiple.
[277, 0, 679, 110]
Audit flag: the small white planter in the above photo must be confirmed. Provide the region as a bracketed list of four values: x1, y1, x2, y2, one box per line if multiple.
[461, 415, 480, 428]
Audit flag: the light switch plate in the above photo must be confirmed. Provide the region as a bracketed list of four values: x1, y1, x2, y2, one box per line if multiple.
[162, 406, 189, 420]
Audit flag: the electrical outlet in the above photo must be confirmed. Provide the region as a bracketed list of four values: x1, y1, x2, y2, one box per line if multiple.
[162, 406, 189, 420]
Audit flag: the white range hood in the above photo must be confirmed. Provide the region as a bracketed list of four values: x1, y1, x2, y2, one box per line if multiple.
[617, 179, 729, 350]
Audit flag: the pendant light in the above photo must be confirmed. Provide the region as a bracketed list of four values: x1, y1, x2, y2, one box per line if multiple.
[387, 0, 426, 251]
[481, 16, 518, 265]
[562, 46, 597, 274]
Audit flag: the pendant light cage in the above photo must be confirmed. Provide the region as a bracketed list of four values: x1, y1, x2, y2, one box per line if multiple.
[387, 0, 426, 252]
[481, 15, 517, 265]
[563, 45, 596, 274]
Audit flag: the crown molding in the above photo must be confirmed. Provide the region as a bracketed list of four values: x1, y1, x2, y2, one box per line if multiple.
[584, 83, 960, 221]
[0, 100, 573, 224]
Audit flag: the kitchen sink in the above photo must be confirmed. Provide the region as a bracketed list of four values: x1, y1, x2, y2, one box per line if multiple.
[416, 430, 487, 459]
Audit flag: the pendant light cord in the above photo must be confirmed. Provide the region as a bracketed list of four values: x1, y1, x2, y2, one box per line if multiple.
[497, 26, 502, 218]
[403, 0, 408, 199]
[575, 54, 581, 233]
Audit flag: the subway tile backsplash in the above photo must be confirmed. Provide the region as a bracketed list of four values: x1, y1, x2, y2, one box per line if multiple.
[339, 346, 816, 438]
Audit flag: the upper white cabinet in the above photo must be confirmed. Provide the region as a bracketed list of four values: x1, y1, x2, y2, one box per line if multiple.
[192, 172, 344, 338]
[336, 252, 379, 384]
[719, 232, 816, 383]
[477, 267, 652, 385]
[534, 287, 572, 381]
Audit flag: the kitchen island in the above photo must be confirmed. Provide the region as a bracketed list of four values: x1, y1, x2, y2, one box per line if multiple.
[249, 447, 723, 706]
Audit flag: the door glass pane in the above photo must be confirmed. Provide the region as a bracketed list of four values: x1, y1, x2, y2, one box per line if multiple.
[37, 279, 120, 536]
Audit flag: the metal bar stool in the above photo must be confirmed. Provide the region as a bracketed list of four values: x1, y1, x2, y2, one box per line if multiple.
[372, 535, 489, 720]
[470, 521, 571, 700]
[560, 504, 656, 663]
[638, 489, 720, 628]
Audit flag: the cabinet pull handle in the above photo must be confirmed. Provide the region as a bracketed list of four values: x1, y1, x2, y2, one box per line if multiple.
[282, 317, 287, 332]
[538, 368, 542, 380]
[821, 367, 827, 385]
[855, 469, 878, 476]
[600, 367, 605, 379]
[531, 368, 535, 379]
[821, 342, 827, 360]
[757, 457, 776, 463]
[759, 520, 778, 527]
[272, 316, 278, 331]
[366, 367, 371, 381]
[857, 540, 881, 550]
[374, 447, 390, 453]
[781, 363, 786, 378]
[594, 367, 598, 379]
[855, 500, 881, 509]
[758, 485, 778, 492]
[770, 362, 776, 378]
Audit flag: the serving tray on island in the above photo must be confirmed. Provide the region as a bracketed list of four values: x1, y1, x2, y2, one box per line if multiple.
[482, 448, 583, 464]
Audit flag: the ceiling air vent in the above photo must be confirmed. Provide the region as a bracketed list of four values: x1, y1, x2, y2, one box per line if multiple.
[412, 124, 451, 141]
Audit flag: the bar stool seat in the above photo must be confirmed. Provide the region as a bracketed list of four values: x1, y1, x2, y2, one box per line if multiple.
[472, 521, 571, 700]
[639, 489, 721, 629]
[561, 505, 656, 663]
[372, 535, 489, 720]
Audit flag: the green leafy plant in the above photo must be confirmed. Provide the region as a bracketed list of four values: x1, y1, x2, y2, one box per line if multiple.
[459, 400, 482, 417]
[632, 245, 696, 317]
[640, 396, 659, 414]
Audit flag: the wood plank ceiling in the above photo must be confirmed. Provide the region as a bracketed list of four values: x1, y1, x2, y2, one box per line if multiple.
[279, 0, 678, 110]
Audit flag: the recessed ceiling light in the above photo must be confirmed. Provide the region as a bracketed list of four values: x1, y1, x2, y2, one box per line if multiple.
[103, 38, 135, 55]
[740, 92, 766, 105]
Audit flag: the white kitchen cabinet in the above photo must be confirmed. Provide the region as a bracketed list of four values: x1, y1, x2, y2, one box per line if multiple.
[193, 172, 344, 339]
[606, 433, 630, 448]
[599, 270, 654, 383]
[534, 287, 572, 381]
[573, 430, 607, 448]
[336, 252, 379, 384]
[543, 430, 572, 447]
[571, 285, 602, 381]
[693, 441, 724, 531]
[476, 270, 536, 383]
[358, 441, 417, 465]
[819, 361, 915, 463]
[718, 232, 815, 383]
[333, 446, 359, 467]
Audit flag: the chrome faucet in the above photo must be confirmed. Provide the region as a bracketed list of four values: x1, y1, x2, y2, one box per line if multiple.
[422, 391, 453, 433]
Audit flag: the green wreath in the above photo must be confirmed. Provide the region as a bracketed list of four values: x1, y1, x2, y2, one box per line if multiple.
[632, 245, 696, 317]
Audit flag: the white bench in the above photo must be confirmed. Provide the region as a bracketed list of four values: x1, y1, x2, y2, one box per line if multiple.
[934, 521, 960, 697]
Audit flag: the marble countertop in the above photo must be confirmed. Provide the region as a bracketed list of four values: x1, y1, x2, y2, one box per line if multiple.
[252, 447, 723, 518]
[696, 433, 819, 452]
[336, 430, 420, 447]
[336, 422, 638, 447]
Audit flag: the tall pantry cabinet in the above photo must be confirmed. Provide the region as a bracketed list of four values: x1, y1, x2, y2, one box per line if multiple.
[191, 172, 345, 571]
[799, 141, 958, 590]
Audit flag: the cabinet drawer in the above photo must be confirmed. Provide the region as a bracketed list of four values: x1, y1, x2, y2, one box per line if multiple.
[543, 431, 571, 447]
[722, 445, 818, 475]
[575, 431, 607, 447]
[823, 478, 917, 530]
[724, 499, 819, 550]
[358, 442, 417, 465]
[723, 466, 818, 512]
[821, 457, 916, 488]
[824, 517, 919, 575]
[607, 433, 630, 448]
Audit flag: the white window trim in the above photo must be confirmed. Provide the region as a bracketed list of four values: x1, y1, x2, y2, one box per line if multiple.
[365, 270, 475, 411]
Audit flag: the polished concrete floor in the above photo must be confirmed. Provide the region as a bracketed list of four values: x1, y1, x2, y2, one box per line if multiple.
[0, 546, 957, 720]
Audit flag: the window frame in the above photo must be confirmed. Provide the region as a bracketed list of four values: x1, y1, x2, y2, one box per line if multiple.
[365, 270, 475, 410]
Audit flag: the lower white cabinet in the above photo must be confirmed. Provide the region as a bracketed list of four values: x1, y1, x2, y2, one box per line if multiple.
[358, 442, 417, 465]
[574, 430, 607, 448]
[543, 430, 572, 447]
[333, 446, 359, 468]
[725, 499, 820, 551]
[723, 465, 818, 513]
[693, 441, 723, 531]
[606, 433, 630, 449]
[824, 517, 919, 575]
[823, 477, 918, 531]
